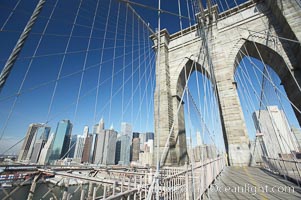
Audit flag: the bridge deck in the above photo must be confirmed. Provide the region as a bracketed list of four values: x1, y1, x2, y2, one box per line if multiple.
[205, 167, 301, 200]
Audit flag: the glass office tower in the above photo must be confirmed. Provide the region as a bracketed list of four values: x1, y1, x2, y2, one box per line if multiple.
[49, 119, 73, 164]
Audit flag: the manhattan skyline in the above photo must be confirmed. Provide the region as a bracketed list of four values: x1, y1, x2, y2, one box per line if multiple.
[0, 0, 300, 156]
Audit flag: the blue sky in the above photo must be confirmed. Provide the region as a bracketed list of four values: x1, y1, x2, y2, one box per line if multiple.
[235, 58, 301, 139]
[0, 0, 157, 154]
[1, 0, 299, 155]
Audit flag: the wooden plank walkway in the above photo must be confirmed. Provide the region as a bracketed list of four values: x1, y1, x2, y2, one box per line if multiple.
[204, 167, 301, 200]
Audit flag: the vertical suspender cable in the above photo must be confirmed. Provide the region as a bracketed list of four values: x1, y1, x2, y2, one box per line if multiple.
[121, 4, 129, 123]
[46, 0, 83, 122]
[108, 2, 121, 124]
[144, 0, 162, 199]
[142, 21, 149, 125]
[1, 0, 57, 141]
[93, 0, 112, 124]
[74, 0, 101, 122]
[137, 16, 142, 130]
[186, 0, 192, 27]
[131, 11, 135, 125]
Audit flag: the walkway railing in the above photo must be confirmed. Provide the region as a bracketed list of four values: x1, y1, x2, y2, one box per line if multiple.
[0, 156, 226, 199]
[150, 156, 226, 199]
[262, 156, 301, 186]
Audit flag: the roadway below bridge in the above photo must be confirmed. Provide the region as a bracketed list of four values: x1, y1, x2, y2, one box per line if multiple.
[204, 167, 301, 200]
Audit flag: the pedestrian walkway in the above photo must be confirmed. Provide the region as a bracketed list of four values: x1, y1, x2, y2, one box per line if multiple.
[204, 167, 301, 200]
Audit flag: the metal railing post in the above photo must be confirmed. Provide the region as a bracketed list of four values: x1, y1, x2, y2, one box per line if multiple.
[27, 174, 41, 200]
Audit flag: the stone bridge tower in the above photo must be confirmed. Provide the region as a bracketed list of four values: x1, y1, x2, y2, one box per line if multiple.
[152, 0, 301, 166]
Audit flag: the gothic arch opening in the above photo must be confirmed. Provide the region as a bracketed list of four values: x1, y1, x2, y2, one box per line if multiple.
[234, 41, 301, 163]
[234, 40, 301, 125]
[173, 59, 224, 163]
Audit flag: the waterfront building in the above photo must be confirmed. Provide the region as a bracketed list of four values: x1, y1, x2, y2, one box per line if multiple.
[132, 136, 140, 161]
[93, 129, 106, 164]
[89, 124, 99, 163]
[146, 139, 154, 154]
[48, 120, 73, 163]
[190, 144, 217, 162]
[139, 139, 154, 166]
[253, 106, 299, 158]
[18, 123, 50, 162]
[69, 126, 89, 161]
[116, 122, 133, 165]
[38, 133, 55, 165]
[196, 131, 203, 146]
[73, 135, 85, 161]
[133, 132, 139, 139]
[115, 136, 121, 164]
[118, 134, 131, 165]
[104, 127, 118, 165]
[30, 137, 47, 163]
[138, 133, 154, 166]
[92, 118, 105, 163]
[83, 125, 89, 138]
[94, 125, 117, 165]
[121, 122, 132, 139]
[68, 135, 78, 158]
[145, 132, 154, 141]
[139, 133, 146, 152]
[81, 134, 93, 163]
[98, 118, 105, 132]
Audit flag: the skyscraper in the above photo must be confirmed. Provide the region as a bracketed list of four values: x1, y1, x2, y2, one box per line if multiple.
[69, 127, 89, 160]
[49, 120, 73, 163]
[132, 132, 140, 161]
[18, 124, 39, 161]
[92, 118, 105, 163]
[253, 106, 298, 158]
[30, 125, 51, 163]
[90, 124, 99, 163]
[94, 125, 117, 165]
[140, 137, 154, 154]
[133, 132, 139, 139]
[83, 125, 89, 138]
[38, 133, 55, 165]
[121, 122, 132, 139]
[145, 132, 154, 141]
[104, 127, 117, 165]
[138, 132, 154, 166]
[81, 134, 93, 163]
[30, 139, 44, 163]
[196, 131, 203, 146]
[93, 128, 106, 164]
[98, 118, 104, 132]
[139, 133, 146, 152]
[115, 137, 121, 164]
[139, 132, 154, 153]
[26, 131, 38, 161]
[118, 122, 133, 165]
[18, 123, 50, 162]
[73, 135, 85, 161]
[119, 135, 131, 165]
[68, 135, 78, 158]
